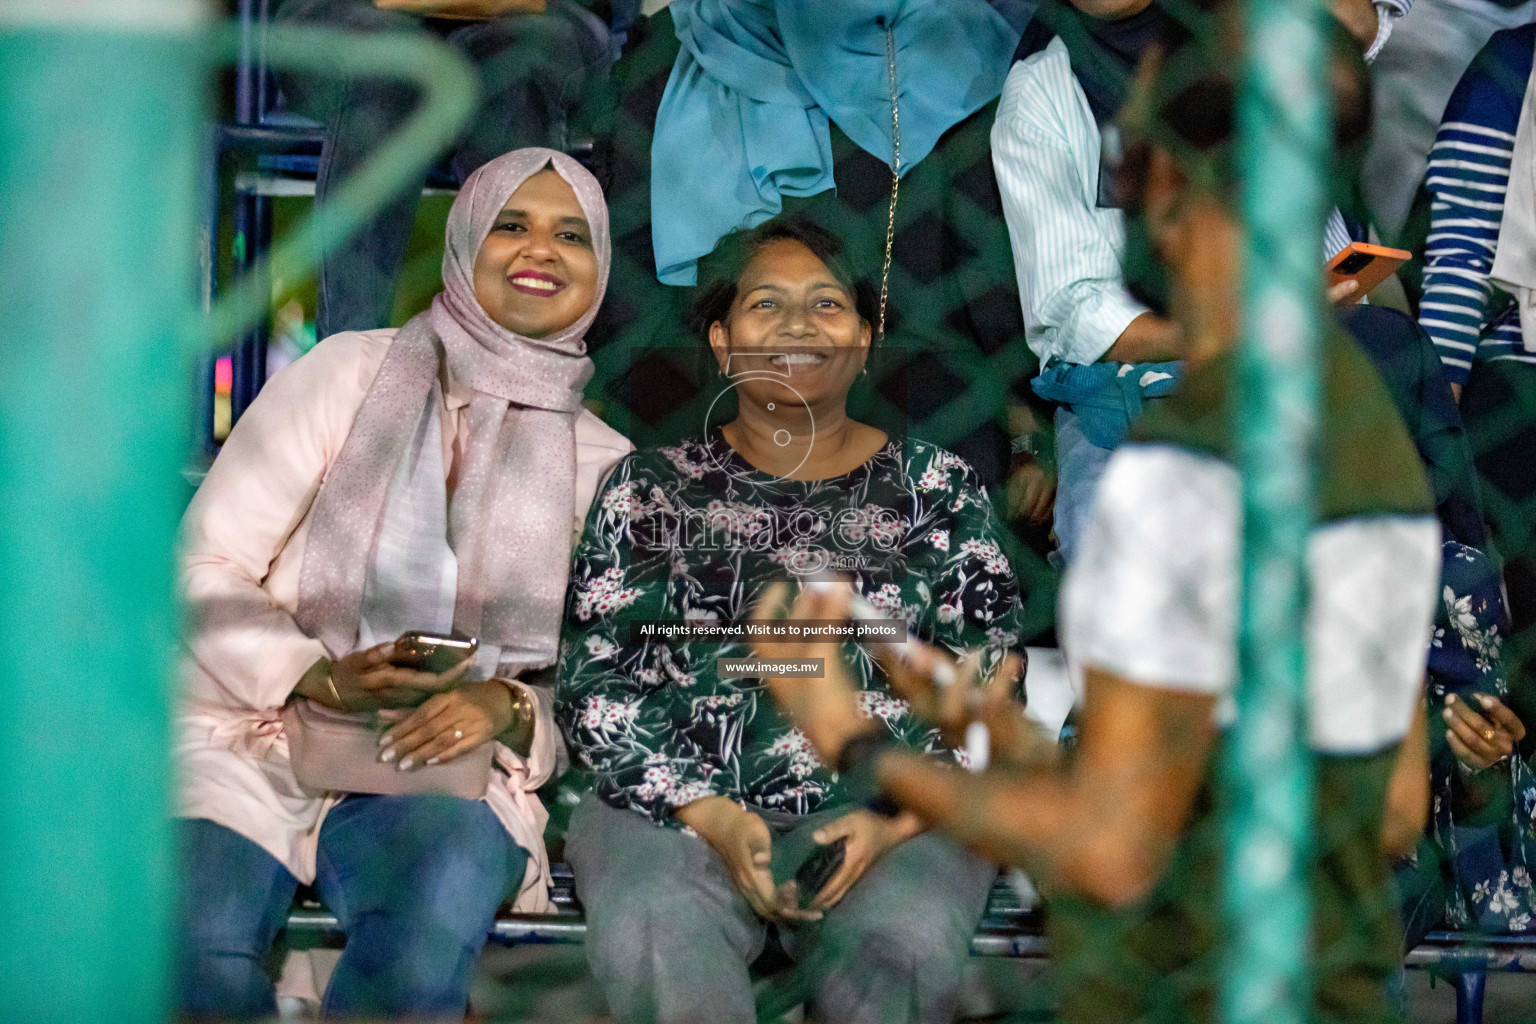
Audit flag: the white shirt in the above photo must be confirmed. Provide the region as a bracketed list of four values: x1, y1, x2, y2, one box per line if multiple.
[1058, 443, 1441, 753]
[991, 42, 1361, 370]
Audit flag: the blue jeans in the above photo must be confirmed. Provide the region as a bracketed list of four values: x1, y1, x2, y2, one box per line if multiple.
[177, 795, 526, 1020]
[1052, 405, 1117, 568]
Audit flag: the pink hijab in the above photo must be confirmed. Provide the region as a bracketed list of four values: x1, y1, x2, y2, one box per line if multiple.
[295, 148, 609, 672]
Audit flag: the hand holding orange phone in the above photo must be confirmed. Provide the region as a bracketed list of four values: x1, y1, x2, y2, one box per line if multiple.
[1325, 242, 1412, 304]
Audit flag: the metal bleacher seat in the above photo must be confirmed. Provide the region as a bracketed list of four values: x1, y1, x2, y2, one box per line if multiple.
[264, 656, 1531, 1024]
[1407, 930, 1536, 1024]
[282, 868, 1534, 1024]
[283, 862, 1050, 957]
[280, 863, 1536, 1023]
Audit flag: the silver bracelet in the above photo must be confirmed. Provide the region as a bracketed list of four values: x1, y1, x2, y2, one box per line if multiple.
[1456, 753, 1511, 778]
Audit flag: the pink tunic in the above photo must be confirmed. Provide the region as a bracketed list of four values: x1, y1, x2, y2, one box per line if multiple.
[176, 329, 631, 911]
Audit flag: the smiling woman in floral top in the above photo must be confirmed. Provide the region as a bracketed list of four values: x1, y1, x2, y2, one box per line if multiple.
[555, 218, 1027, 1024]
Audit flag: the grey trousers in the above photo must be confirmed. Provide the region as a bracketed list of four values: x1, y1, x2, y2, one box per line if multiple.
[565, 795, 997, 1024]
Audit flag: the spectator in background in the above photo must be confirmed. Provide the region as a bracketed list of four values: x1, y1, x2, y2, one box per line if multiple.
[556, 218, 1026, 1024]
[1397, 541, 1536, 947]
[754, 19, 1442, 1020]
[1418, 24, 1536, 397]
[275, 0, 611, 338]
[1417, 23, 1536, 757]
[1362, 0, 1536, 246]
[992, 0, 1405, 564]
[576, 0, 1047, 499]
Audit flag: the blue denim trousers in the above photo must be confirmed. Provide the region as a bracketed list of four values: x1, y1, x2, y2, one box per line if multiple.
[1051, 405, 1118, 568]
[177, 794, 526, 1020]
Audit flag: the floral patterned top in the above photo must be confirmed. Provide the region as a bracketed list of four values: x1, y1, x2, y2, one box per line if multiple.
[1419, 541, 1536, 935]
[555, 429, 1027, 826]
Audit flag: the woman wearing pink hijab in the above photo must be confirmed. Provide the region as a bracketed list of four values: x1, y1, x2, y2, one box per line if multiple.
[174, 148, 630, 1021]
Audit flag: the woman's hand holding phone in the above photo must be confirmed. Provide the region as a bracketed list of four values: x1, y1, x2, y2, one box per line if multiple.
[1327, 279, 1360, 305]
[1325, 243, 1411, 304]
[791, 810, 923, 912]
[299, 642, 472, 713]
[676, 796, 818, 922]
[1444, 692, 1527, 771]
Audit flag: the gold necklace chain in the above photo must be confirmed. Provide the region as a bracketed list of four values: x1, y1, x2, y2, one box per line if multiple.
[879, 24, 902, 345]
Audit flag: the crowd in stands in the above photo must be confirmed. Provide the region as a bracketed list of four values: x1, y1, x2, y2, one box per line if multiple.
[178, 0, 1536, 1019]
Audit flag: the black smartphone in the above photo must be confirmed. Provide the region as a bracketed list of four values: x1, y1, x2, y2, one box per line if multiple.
[794, 837, 848, 908]
[393, 630, 478, 674]
[1333, 251, 1374, 275]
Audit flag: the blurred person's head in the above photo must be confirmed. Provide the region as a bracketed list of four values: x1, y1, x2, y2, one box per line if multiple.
[1115, 3, 1371, 355]
[691, 218, 878, 415]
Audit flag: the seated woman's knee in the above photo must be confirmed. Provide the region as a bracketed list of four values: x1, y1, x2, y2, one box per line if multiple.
[335, 800, 516, 938]
[584, 882, 716, 963]
[833, 904, 970, 978]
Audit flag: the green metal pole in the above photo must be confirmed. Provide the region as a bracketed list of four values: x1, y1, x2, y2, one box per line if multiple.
[1224, 0, 1327, 1019]
[0, 5, 474, 1018]
[0, 2, 207, 1021]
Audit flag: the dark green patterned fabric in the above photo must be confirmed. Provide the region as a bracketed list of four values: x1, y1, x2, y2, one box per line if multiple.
[1051, 746, 1404, 1024]
[555, 433, 1027, 826]
[1131, 328, 1433, 524]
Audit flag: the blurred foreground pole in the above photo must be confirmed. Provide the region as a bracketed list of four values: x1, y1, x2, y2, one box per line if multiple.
[1223, 0, 1327, 1018]
[0, 1, 206, 1021]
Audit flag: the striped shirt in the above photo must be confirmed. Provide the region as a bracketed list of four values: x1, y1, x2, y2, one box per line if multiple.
[992, 40, 1358, 371]
[1418, 24, 1536, 385]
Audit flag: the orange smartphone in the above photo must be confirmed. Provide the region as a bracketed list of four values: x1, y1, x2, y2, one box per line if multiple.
[1325, 242, 1411, 302]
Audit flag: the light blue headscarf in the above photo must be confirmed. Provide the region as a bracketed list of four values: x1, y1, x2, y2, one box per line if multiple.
[651, 0, 1023, 285]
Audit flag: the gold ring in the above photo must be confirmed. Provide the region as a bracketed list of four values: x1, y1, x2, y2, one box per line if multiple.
[454, 729, 464, 741]
[1484, 728, 1495, 741]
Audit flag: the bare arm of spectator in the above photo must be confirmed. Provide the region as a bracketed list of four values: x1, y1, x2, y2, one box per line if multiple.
[1331, 0, 1417, 62]
[1101, 311, 1185, 364]
[877, 668, 1215, 907]
[1332, 0, 1380, 54]
[1379, 697, 1429, 858]
[754, 584, 1215, 909]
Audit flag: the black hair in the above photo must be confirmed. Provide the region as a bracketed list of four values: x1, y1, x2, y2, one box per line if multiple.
[686, 217, 883, 341]
[1117, 0, 1372, 206]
